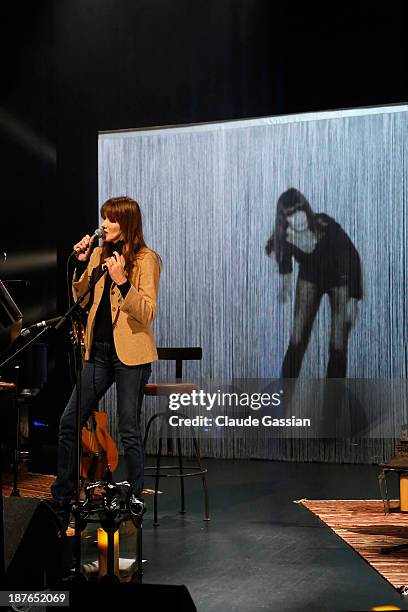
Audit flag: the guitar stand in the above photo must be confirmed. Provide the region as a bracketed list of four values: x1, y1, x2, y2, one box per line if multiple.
[72, 467, 144, 583]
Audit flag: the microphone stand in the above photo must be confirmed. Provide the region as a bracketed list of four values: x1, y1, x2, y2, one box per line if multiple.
[54, 263, 109, 581]
[10, 362, 20, 497]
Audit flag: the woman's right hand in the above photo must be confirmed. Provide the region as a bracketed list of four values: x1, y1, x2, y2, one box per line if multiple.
[73, 235, 93, 261]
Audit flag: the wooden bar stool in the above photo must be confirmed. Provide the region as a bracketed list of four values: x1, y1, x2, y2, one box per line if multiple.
[379, 454, 408, 514]
[143, 347, 209, 526]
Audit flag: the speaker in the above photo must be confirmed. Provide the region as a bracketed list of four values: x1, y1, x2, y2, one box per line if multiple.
[3, 497, 71, 588]
[66, 583, 197, 611]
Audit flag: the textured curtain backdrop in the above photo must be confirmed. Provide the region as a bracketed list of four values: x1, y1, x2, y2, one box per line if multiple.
[98, 106, 408, 463]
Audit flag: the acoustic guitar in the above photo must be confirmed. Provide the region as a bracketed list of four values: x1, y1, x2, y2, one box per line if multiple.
[72, 319, 119, 482]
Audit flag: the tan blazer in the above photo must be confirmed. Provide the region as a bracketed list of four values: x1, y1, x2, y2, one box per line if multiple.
[73, 246, 160, 366]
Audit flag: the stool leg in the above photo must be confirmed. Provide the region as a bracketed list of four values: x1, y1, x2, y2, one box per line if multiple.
[192, 432, 210, 522]
[144, 413, 160, 447]
[378, 471, 389, 514]
[154, 436, 163, 527]
[177, 437, 186, 514]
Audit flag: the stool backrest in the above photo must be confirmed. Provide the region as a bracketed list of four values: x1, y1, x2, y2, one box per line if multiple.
[157, 347, 202, 379]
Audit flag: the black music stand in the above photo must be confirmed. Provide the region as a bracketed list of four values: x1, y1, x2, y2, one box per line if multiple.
[0, 280, 23, 353]
[0, 279, 23, 583]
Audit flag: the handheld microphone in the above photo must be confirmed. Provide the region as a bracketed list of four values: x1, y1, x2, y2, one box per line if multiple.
[72, 228, 104, 255]
[21, 316, 63, 338]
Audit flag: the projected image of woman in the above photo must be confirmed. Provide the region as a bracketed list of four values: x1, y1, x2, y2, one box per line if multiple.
[265, 188, 362, 384]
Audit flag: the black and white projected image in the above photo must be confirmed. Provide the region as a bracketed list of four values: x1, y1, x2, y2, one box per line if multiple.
[98, 105, 408, 461]
[265, 187, 362, 381]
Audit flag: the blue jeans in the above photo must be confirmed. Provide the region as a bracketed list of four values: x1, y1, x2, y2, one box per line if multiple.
[51, 341, 151, 503]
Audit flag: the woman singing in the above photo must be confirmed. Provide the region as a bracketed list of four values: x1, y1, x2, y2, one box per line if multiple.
[50, 196, 160, 525]
[266, 188, 362, 384]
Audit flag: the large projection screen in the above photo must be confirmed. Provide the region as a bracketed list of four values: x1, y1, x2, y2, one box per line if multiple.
[98, 105, 408, 463]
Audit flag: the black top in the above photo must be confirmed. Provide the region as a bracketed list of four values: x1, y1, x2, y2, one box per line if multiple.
[277, 214, 363, 300]
[93, 276, 114, 343]
[75, 260, 131, 343]
[92, 277, 130, 343]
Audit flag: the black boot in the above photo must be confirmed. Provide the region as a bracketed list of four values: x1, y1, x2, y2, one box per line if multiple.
[281, 341, 308, 411]
[326, 348, 347, 378]
[281, 341, 307, 379]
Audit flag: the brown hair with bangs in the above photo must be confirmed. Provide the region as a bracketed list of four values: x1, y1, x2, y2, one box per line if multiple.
[100, 196, 147, 270]
[265, 188, 316, 267]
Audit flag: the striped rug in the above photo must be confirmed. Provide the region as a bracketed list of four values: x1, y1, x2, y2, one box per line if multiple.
[2, 471, 55, 498]
[1, 472, 161, 499]
[299, 499, 408, 590]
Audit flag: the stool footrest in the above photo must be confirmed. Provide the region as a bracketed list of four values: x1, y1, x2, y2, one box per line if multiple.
[144, 465, 207, 478]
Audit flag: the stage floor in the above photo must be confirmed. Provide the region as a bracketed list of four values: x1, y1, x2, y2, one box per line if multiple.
[105, 458, 407, 612]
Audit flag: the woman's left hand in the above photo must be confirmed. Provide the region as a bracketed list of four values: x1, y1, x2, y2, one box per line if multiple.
[105, 252, 127, 285]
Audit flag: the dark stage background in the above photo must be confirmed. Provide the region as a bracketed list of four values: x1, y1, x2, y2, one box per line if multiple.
[0, 1, 406, 461]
